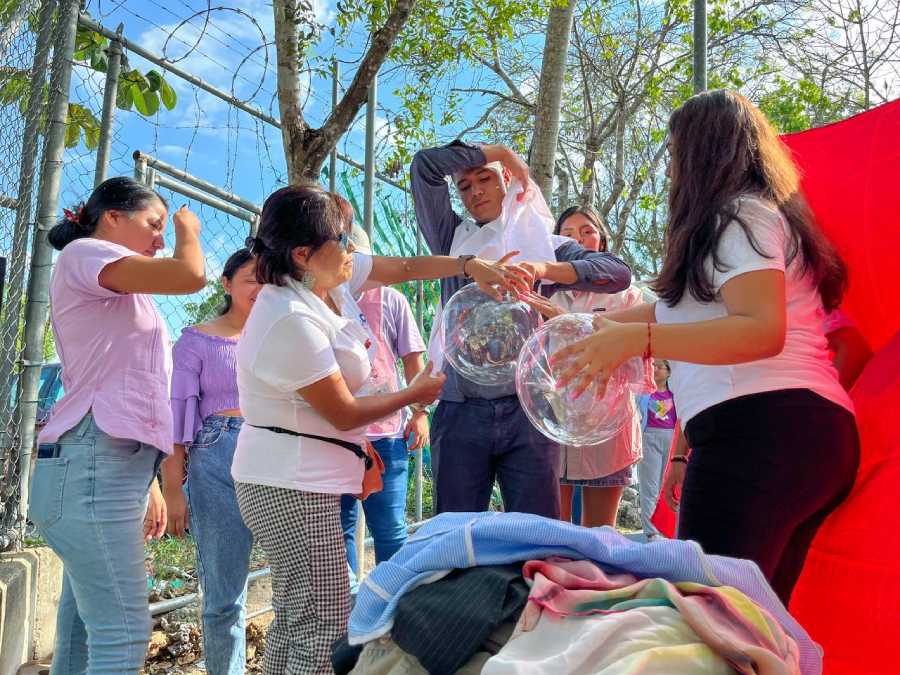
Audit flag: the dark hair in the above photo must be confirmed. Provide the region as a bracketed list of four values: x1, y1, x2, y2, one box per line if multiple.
[48, 176, 166, 251]
[332, 193, 355, 227]
[219, 248, 255, 315]
[654, 90, 846, 311]
[248, 183, 344, 285]
[554, 205, 611, 252]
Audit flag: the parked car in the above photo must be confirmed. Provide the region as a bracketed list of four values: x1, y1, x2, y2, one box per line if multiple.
[35, 361, 63, 429]
[5, 362, 64, 434]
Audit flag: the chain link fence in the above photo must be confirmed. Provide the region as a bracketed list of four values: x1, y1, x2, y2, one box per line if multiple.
[0, 2, 434, 550]
[0, 0, 55, 550]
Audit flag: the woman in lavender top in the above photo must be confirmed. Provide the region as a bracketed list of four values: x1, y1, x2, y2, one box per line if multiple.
[29, 177, 205, 673]
[161, 248, 259, 675]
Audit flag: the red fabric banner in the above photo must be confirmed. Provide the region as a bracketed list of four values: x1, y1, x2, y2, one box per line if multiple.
[781, 99, 900, 352]
[782, 99, 900, 674]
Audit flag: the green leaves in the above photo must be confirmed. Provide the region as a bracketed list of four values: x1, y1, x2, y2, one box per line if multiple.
[74, 26, 179, 119]
[117, 67, 176, 116]
[73, 26, 109, 72]
[0, 25, 180, 153]
[64, 103, 101, 149]
[147, 70, 178, 110]
[0, 69, 30, 106]
[758, 76, 846, 133]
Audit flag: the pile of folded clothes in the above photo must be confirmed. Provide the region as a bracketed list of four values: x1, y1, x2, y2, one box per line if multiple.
[333, 512, 818, 675]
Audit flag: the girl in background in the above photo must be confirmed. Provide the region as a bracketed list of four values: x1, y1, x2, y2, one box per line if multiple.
[520, 205, 644, 527]
[638, 359, 677, 540]
[162, 248, 259, 675]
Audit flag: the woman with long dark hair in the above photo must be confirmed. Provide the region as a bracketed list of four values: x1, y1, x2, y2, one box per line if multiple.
[161, 248, 259, 674]
[29, 176, 205, 672]
[555, 90, 859, 604]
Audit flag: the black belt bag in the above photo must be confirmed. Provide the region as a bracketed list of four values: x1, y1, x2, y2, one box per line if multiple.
[248, 424, 373, 470]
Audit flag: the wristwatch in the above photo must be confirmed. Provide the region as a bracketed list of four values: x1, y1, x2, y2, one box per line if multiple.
[458, 254, 476, 278]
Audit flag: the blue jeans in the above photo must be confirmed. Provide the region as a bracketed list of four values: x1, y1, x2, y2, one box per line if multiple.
[28, 414, 163, 674]
[186, 416, 252, 675]
[430, 397, 561, 518]
[340, 437, 410, 575]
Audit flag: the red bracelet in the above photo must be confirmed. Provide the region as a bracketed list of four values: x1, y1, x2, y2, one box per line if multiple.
[643, 322, 652, 360]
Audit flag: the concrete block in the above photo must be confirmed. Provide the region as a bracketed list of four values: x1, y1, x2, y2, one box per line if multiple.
[0, 552, 36, 675]
[0, 547, 62, 675]
[28, 548, 62, 662]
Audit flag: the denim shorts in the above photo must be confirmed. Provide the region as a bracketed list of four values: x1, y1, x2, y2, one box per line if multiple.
[560, 462, 635, 487]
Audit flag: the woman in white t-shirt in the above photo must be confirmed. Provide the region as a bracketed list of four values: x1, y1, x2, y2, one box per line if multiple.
[555, 90, 859, 605]
[233, 183, 527, 675]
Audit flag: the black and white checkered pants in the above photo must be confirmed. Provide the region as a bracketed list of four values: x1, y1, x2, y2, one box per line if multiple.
[235, 482, 350, 675]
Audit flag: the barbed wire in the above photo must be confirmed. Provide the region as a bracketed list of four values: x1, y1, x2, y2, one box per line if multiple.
[2, 0, 424, 548]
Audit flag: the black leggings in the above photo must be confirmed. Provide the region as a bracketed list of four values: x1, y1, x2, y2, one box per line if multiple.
[679, 388, 860, 605]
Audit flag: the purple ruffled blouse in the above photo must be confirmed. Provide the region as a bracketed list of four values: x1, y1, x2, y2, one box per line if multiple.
[170, 326, 240, 445]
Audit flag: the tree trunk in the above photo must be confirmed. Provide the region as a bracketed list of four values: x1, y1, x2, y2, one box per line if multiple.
[272, 0, 415, 181]
[599, 106, 627, 220]
[579, 128, 600, 207]
[273, 0, 310, 184]
[529, 0, 576, 203]
[555, 162, 569, 215]
[612, 140, 667, 253]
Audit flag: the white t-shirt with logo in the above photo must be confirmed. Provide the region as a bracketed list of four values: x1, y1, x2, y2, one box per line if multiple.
[231, 253, 376, 494]
[655, 195, 853, 428]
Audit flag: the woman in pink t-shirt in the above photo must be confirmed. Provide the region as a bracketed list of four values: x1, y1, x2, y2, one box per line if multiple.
[29, 177, 205, 673]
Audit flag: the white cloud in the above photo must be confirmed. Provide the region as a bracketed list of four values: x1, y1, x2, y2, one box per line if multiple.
[158, 144, 186, 160]
[125, 0, 327, 134]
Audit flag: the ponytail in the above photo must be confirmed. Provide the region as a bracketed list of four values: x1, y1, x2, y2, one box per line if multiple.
[48, 177, 165, 251]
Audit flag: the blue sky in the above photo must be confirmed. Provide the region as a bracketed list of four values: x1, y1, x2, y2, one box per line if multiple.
[62, 0, 451, 333]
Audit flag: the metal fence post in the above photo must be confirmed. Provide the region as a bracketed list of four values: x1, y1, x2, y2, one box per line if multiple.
[16, 0, 81, 527]
[329, 58, 339, 194]
[134, 153, 147, 183]
[94, 23, 123, 186]
[356, 74, 379, 573]
[693, 0, 707, 94]
[363, 75, 376, 238]
[355, 507, 366, 577]
[411, 194, 425, 522]
[0, 0, 56, 550]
